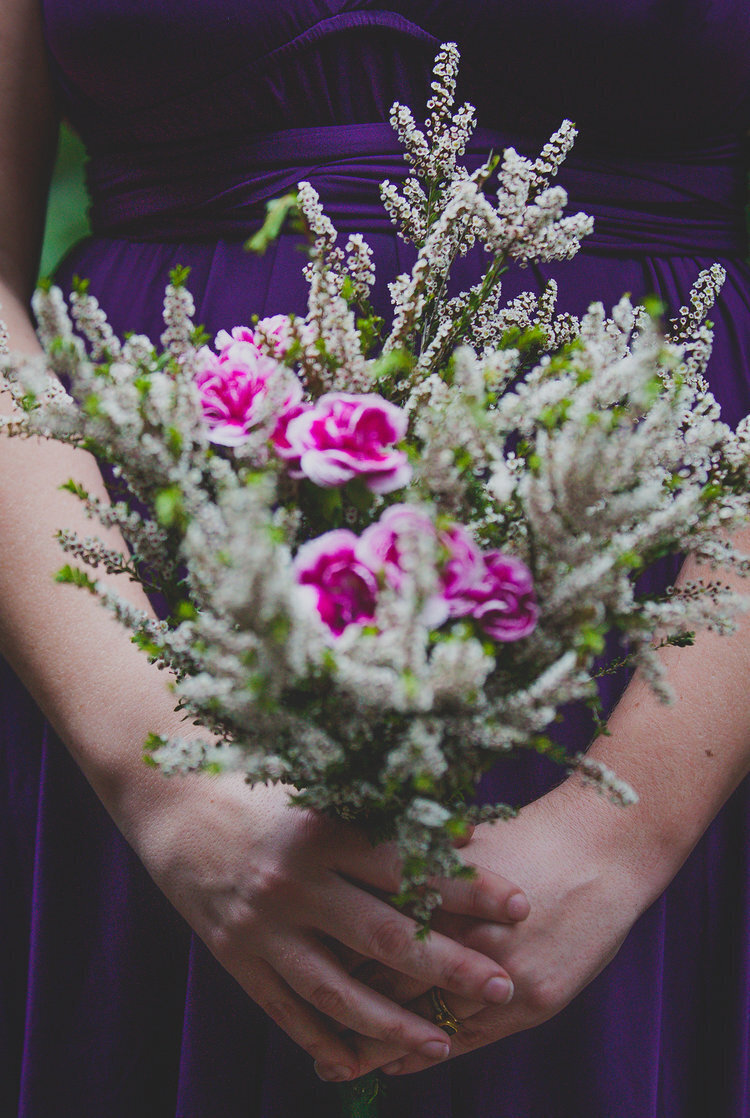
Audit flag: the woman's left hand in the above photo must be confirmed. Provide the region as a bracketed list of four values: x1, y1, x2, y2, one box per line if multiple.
[342, 778, 659, 1078]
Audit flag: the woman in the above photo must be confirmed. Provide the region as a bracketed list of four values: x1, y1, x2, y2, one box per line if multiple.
[3, 1, 750, 1115]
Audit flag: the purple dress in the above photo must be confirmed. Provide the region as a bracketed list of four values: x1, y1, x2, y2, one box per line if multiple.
[2, 2, 750, 1114]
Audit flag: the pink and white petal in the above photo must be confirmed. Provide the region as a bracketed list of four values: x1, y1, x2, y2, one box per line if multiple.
[207, 424, 253, 447]
[299, 449, 356, 488]
[365, 457, 413, 494]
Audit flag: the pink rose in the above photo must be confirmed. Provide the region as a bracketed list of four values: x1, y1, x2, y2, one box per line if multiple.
[196, 344, 301, 448]
[295, 529, 379, 636]
[282, 392, 412, 493]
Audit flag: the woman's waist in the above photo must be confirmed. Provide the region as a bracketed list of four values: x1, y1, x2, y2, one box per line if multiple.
[86, 122, 750, 257]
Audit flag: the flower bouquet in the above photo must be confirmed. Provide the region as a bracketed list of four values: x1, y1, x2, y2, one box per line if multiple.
[2, 43, 749, 942]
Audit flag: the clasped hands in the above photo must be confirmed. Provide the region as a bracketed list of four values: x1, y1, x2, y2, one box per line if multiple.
[336, 783, 645, 1081]
[129, 773, 649, 1086]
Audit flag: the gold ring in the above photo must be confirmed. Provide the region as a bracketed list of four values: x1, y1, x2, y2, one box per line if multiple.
[428, 986, 462, 1036]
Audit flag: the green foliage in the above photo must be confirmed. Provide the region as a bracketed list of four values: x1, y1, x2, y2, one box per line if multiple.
[60, 478, 90, 501]
[189, 324, 210, 347]
[154, 486, 186, 529]
[55, 564, 97, 591]
[169, 264, 192, 288]
[371, 348, 413, 386]
[40, 123, 91, 279]
[131, 631, 165, 659]
[144, 732, 167, 755]
[577, 625, 606, 655]
[245, 192, 301, 254]
[666, 630, 696, 648]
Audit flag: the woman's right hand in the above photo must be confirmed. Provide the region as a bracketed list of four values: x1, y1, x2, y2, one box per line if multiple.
[127, 774, 526, 1082]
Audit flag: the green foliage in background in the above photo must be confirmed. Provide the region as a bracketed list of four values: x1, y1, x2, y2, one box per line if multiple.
[40, 122, 91, 278]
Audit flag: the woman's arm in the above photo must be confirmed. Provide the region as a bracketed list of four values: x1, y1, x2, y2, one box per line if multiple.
[1, 0, 533, 1082]
[348, 531, 750, 1075]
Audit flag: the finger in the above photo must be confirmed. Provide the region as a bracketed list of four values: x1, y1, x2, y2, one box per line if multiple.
[334, 840, 528, 924]
[270, 934, 454, 1063]
[238, 957, 362, 1081]
[436, 864, 530, 924]
[323, 876, 516, 1006]
[348, 911, 515, 1008]
[356, 989, 488, 1078]
[351, 960, 425, 1006]
[380, 1005, 494, 1076]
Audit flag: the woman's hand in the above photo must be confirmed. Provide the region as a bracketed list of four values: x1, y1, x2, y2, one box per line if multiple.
[345, 545, 750, 1077]
[127, 773, 529, 1083]
[344, 779, 654, 1077]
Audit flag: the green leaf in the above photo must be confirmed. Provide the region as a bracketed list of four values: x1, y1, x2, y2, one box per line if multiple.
[345, 476, 375, 513]
[616, 550, 644, 572]
[60, 478, 90, 501]
[578, 625, 606, 655]
[166, 425, 183, 456]
[154, 486, 185, 529]
[640, 295, 665, 320]
[700, 481, 723, 504]
[55, 563, 97, 591]
[169, 265, 191, 288]
[371, 348, 413, 383]
[144, 732, 167, 753]
[189, 324, 210, 347]
[245, 192, 300, 254]
[667, 630, 696, 648]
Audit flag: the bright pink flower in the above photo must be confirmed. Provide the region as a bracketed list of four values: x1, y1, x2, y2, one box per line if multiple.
[253, 314, 304, 358]
[215, 316, 314, 361]
[283, 393, 411, 493]
[214, 325, 257, 353]
[440, 528, 537, 641]
[295, 530, 379, 636]
[439, 525, 487, 618]
[270, 400, 311, 468]
[358, 503, 449, 627]
[469, 551, 538, 641]
[196, 344, 300, 447]
[358, 504, 436, 590]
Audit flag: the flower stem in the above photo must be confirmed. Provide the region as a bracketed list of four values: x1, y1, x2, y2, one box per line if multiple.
[339, 1072, 382, 1118]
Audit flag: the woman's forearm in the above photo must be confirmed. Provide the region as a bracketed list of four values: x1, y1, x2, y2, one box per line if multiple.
[556, 530, 750, 906]
[0, 283, 192, 831]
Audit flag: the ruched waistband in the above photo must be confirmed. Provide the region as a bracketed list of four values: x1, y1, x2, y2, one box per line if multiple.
[87, 123, 749, 257]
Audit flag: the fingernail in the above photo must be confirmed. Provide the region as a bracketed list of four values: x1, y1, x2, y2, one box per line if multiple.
[482, 976, 514, 1004]
[506, 892, 530, 921]
[313, 1063, 354, 1082]
[419, 1039, 450, 1060]
[382, 1059, 404, 1075]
